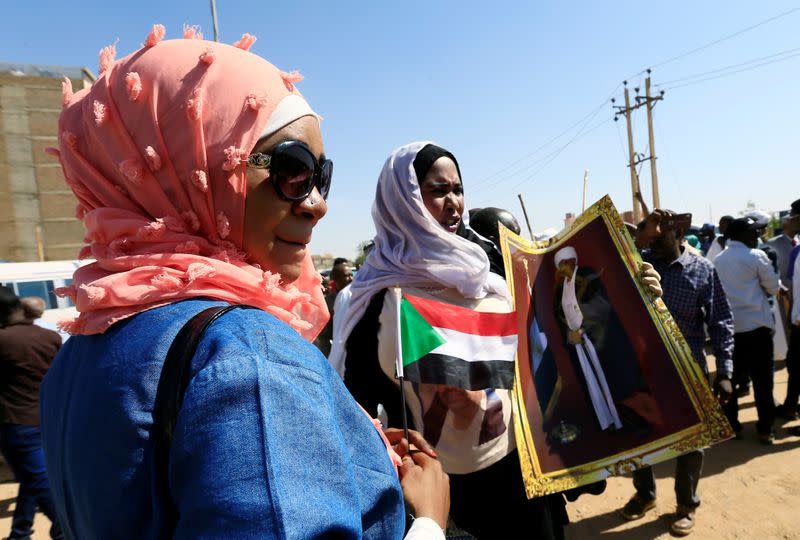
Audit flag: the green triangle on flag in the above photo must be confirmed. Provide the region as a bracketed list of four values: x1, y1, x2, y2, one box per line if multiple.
[400, 296, 447, 367]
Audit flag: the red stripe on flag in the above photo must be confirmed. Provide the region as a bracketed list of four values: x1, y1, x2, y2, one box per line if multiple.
[404, 293, 517, 337]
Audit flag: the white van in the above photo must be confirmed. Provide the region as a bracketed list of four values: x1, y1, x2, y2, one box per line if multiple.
[0, 260, 88, 331]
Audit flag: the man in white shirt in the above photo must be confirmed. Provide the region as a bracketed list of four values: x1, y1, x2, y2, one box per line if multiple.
[328, 282, 353, 377]
[715, 217, 781, 444]
[329, 242, 374, 378]
[314, 258, 353, 357]
[706, 215, 734, 263]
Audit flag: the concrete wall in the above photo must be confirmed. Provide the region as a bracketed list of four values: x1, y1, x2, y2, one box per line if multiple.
[0, 72, 85, 262]
[311, 254, 336, 272]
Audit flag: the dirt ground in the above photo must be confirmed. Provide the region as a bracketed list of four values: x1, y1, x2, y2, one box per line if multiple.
[2, 363, 798, 539]
[563, 359, 800, 540]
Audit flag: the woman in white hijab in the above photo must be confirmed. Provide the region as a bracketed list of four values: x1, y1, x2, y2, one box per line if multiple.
[337, 142, 568, 539]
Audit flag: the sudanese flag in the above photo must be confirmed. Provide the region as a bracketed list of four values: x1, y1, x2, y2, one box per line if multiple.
[396, 291, 518, 390]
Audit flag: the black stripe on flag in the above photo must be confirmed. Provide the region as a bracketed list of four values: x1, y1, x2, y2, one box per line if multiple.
[403, 354, 515, 390]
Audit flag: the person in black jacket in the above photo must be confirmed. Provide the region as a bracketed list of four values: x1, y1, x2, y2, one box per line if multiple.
[0, 287, 64, 540]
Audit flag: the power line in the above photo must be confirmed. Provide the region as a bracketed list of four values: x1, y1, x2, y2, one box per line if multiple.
[614, 120, 628, 163]
[469, 99, 608, 190]
[470, 9, 800, 206]
[663, 50, 800, 91]
[469, 84, 621, 191]
[470, 110, 612, 198]
[647, 7, 800, 71]
[654, 121, 688, 210]
[507, 116, 613, 193]
[657, 45, 800, 87]
[635, 143, 649, 179]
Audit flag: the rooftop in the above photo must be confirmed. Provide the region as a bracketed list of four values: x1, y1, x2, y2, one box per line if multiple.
[0, 61, 89, 80]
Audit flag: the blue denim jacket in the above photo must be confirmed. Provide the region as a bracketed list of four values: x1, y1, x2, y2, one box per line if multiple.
[40, 299, 405, 539]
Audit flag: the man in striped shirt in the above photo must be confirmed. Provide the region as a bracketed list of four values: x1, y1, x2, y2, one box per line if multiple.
[623, 210, 734, 537]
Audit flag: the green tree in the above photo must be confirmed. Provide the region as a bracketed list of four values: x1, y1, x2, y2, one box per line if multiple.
[354, 240, 372, 268]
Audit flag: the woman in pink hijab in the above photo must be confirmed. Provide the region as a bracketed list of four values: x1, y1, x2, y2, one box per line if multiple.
[39, 26, 447, 539]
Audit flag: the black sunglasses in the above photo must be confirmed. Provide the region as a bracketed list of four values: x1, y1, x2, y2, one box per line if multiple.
[247, 140, 333, 201]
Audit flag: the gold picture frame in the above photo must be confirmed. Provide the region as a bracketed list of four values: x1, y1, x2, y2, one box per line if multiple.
[500, 195, 733, 498]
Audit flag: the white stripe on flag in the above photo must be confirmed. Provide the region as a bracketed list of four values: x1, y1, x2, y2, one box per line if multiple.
[394, 287, 404, 378]
[429, 326, 518, 363]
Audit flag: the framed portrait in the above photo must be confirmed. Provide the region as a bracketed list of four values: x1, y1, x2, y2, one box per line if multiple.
[501, 196, 733, 498]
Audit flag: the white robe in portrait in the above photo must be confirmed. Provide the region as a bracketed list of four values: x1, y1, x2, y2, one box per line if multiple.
[561, 270, 622, 431]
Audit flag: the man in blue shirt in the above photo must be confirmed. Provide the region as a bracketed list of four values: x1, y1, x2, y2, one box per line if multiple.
[777, 200, 800, 420]
[622, 210, 734, 537]
[715, 218, 781, 444]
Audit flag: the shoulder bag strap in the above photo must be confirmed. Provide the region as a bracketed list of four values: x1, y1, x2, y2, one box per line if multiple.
[152, 303, 257, 536]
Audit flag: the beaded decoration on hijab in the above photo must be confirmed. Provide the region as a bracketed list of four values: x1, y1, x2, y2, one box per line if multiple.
[50, 25, 327, 339]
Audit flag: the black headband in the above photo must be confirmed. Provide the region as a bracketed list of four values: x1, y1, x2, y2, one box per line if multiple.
[413, 144, 462, 185]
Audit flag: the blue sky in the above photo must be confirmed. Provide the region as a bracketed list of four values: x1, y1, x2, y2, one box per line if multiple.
[4, 1, 799, 258]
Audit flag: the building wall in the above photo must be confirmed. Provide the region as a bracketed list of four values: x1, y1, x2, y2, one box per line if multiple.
[311, 254, 335, 272]
[0, 71, 87, 261]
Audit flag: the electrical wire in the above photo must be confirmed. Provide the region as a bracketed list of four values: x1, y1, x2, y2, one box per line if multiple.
[655, 122, 688, 210]
[470, 10, 800, 205]
[663, 50, 800, 91]
[615, 121, 629, 163]
[635, 143, 649, 179]
[470, 110, 611, 198]
[468, 83, 621, 192]
[645, 7, 800, 72]
[471, 9, 799, 201]
[507, 116, 613, 193]
[657, 45, 800, 87]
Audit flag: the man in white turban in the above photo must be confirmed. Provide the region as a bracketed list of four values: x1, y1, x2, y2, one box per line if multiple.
[554, 246, 622, 431]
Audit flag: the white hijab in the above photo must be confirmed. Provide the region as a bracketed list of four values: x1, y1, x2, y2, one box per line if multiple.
[330, 142, 510, 371]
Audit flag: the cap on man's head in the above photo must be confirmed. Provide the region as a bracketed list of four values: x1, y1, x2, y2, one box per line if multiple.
[744, 210, 770, 229]
[726, 217, 759, 239]
[791, 198, 800, 215]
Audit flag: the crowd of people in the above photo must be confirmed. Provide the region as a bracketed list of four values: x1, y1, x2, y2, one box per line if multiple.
[0, 27, 797, 540]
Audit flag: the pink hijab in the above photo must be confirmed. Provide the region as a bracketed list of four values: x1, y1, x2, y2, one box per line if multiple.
[51, 26, 328, 339]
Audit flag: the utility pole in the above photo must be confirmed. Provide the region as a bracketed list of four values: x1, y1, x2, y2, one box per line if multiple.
[644, 74, 660, 208]
[210, 0, 220, 42]
[620, 85, 642, 222]
[613, 73, 665, 222]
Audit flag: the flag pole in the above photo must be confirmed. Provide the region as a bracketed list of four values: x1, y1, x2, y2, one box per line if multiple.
[399, 378, 410, 448]
[517, 193, 534, 241]
[582, 169, 589, 213]
[394, 286, 411, 447]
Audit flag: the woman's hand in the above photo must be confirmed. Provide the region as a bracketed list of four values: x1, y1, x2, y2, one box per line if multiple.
[639, 262, 662, 297]
[399, 452, 450, 531]
[384, 428, 437, 458]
